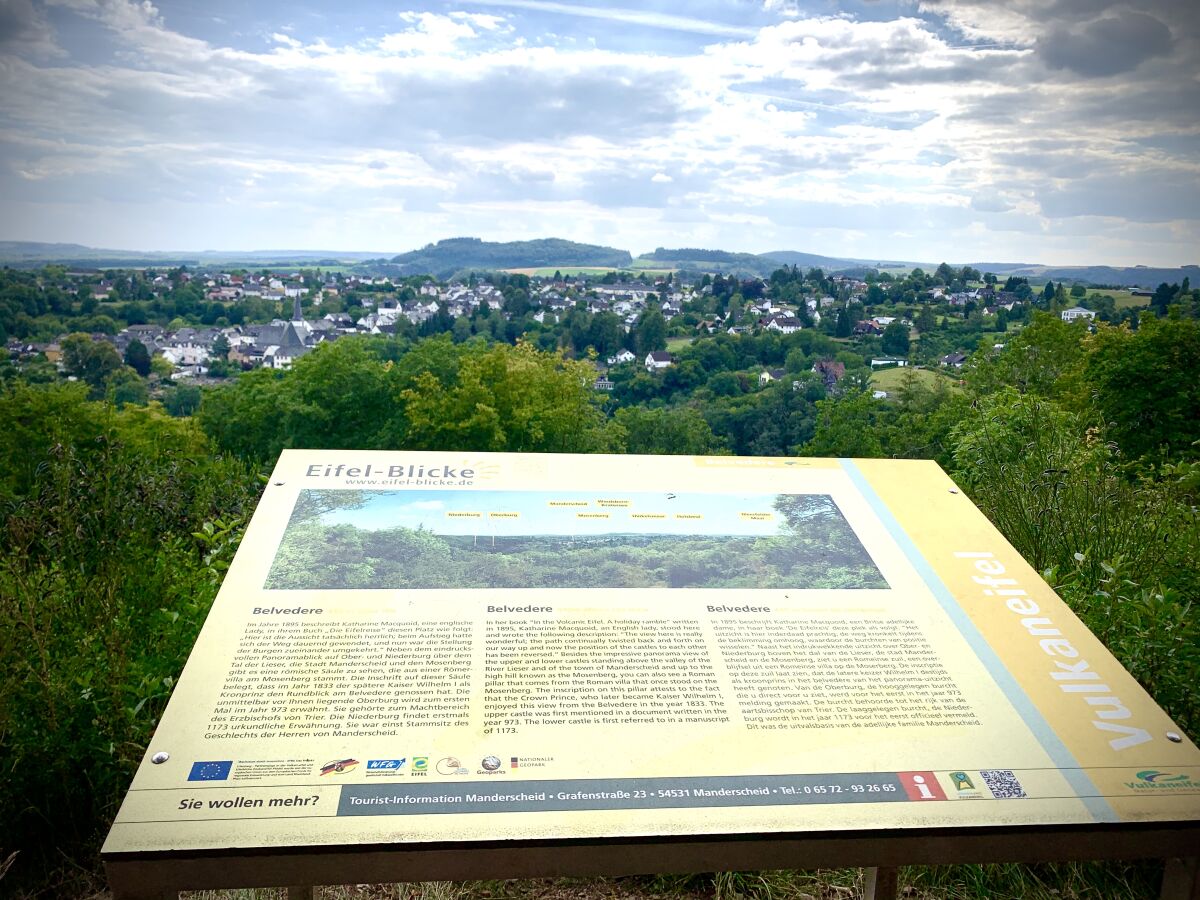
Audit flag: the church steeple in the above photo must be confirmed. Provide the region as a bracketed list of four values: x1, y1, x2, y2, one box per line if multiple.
[292, 296, 302, 322]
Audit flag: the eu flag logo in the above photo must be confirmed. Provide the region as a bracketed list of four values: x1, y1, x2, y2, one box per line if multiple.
[188, 760, 233, 781]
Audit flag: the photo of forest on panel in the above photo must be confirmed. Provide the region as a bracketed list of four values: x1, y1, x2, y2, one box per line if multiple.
[265, 489, 887, 590]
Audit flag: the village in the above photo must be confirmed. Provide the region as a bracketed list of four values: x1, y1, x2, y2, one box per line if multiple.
[3, 263, 1054, 391]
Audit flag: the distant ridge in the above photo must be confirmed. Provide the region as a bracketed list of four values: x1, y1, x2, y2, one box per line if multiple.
[0, 242, 388, 268]
[760, 250, 911, 270]
[387, 237, 631, 277]
[960, 262, 1200, 288]
[644, 247, 916, 277]
[0, 239, 1194, 288]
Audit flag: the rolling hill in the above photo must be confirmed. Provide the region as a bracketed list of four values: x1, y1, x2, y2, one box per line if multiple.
[387, 238, 632, 277]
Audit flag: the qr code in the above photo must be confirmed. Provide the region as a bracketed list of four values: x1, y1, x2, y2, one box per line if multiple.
[980, 769, 1027, 799]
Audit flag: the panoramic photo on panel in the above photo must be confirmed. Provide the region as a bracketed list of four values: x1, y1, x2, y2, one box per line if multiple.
[266, 488, 887, 589]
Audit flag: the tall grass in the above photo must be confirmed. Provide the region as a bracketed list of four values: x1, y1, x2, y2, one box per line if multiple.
[0, 385, 261, 895]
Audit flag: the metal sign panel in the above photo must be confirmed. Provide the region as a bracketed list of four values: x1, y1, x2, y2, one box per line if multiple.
[102, 451, 1200, 859]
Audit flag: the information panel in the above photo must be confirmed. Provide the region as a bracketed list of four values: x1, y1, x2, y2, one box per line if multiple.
[103, 451, 1200, 857]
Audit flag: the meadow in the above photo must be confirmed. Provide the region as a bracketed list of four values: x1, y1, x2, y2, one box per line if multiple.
[870, 365, 962, 394]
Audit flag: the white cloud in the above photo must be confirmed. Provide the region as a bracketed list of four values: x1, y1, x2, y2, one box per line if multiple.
[448, 12, 511, 32]
[0, 0, 1196, 264]
[470, 0, 757, 38]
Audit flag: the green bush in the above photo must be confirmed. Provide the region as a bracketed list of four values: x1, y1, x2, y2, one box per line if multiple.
[0, 384, 260, 893]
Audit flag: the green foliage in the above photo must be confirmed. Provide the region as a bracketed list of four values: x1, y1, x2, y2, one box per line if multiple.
[804, 390, 885, 458]
[1083, 317, 1200, 461]
[950, 390, 1167, 580]
[948, 389, 1200, 733]
[880, 321, 910, 356]
[1051, 561, 1199, 738]
[198, 337, 621, 461]
[614, 406, 727, 455]
[635, 307, 668, 355]
[163, 382, 203, 417]
[106, 366, 148, 409]
[123, 338, 151, 376]
[61, 332, 123, 396]
[0, 384, 260, 892]
[400, 341, 620, 453]
[965, 313, 1087, 399]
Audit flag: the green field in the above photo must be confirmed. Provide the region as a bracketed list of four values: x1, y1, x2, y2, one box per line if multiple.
[1027, 284, 1149, 310]
[665, 336, 694, 352]
[870, 365, 962, 394]
[1099, 289, 1148, 309]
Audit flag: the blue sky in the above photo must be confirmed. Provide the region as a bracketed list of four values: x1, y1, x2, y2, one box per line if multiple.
[0, 0, 1197, 265]
[320, 489, 788, 536]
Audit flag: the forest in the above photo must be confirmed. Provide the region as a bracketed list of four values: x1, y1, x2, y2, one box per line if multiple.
[265, 491, 885, 591]
[1, 292, 1198, 896]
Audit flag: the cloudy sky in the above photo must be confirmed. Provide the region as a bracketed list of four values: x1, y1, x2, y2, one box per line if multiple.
[0, 0, 1196, 265]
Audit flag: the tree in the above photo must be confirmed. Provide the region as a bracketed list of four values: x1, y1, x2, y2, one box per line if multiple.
[124, 339, 151, 376]
[163, 384, 203, 417]
[835, 308, 852, 338]
[881, 322, 910, 356]
[1083, 318, 1200, 461]
[212, 333, 230, 360]
[949, 388, 1169, 585]
[614, 406, 726, 455]
[707, 371, 743, 396]
[150, 355, 175, 378]
[399, 341, 621, 453]
[1150, 282, 1177, 315]
[965, 312, 1086, 399]
[106, 367, 148, 409]
[915, 307, 937, 334]
[634, 308, 667, 356]
[803, 390, 885, 457]
[61, 334, 123, 397]
[587, 313, 623, 357]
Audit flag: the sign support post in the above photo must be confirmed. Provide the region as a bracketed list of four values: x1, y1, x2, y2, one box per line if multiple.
[1162, 857, 1200, 900]
[863, 867, 898, 900]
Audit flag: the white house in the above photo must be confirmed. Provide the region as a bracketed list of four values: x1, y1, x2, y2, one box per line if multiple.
[765, 315, 803, 334]
[608, 349, 636, 366]
[1061, 306, 1096, 323]
[758, 368, 785, 386]
[645, 350, 673, 371]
